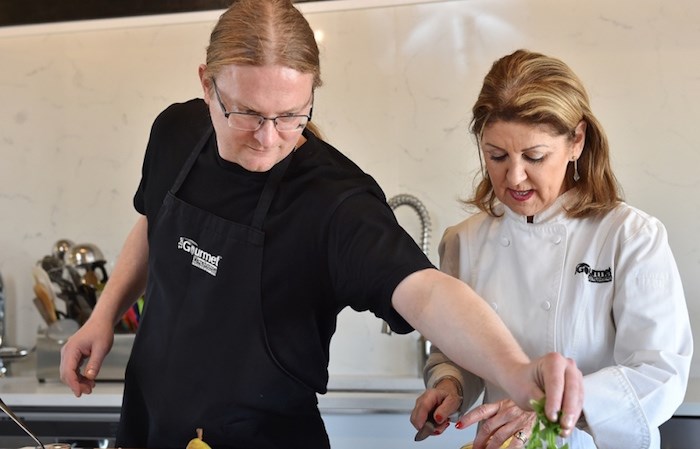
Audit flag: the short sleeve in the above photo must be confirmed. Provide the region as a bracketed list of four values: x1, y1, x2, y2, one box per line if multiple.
[327, 193, 434, 334]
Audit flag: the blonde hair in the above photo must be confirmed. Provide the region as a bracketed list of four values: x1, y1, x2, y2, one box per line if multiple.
[202, 0, 323, 136]
[467, 49, 622, 218]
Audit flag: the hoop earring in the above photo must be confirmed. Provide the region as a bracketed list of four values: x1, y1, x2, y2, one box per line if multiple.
[573, 159, 580, 182]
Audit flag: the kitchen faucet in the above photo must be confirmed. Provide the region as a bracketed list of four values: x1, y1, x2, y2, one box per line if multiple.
[387, 193, 431, 256]
[383, 194, 433, 372]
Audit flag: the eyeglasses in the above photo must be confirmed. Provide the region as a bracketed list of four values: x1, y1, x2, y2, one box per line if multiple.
[211, 79, 313, 132]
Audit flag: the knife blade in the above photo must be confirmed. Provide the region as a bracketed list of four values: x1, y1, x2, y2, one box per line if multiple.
[414, 408, 439, 441]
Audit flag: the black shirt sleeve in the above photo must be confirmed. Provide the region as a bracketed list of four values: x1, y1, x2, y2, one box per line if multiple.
[133, 99, 211, 219]
[327, 192, 435, 334]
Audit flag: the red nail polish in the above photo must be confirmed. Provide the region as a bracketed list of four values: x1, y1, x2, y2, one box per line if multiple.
[455, 422, 463, 429]
[435, 414, 443, 422]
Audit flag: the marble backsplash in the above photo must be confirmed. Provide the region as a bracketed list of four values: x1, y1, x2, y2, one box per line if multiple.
[1, 0, 698, 377]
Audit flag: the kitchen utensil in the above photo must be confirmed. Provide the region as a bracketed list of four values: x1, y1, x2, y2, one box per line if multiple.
[65, 243, 105, 268]
[31, 265, 59, 305]
[54, 285, 91, 324]
[33, 297, 54, 325]
[40, 254, 64, 275]
[82, 269, 99, 289]
[64, 264, 84, 291]
[41, 255, 74, 292]
[56, 288, 92, 325]
[0, 396, 46, 449]
[93, 260, 110, 283]
[121, 306, 139, 332]
[75, 285, 95, 321]
[33, 284, 57, 323]
[39, 256, 77, 294]
[51, 238, 75, 262]
[414, 410, 439, 441]
[77, 265, 101, 309]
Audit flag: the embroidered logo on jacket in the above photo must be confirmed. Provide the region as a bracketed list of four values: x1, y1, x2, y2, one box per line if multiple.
[177, 237, 222, 276]
[574, 263, 612, 283]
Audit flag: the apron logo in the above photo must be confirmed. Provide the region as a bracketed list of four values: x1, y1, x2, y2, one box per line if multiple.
[177, 237, 223, 276]
[574, 263, 612, 283]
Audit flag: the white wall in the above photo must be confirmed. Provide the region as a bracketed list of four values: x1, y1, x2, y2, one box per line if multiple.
[1, 0, 698, 378]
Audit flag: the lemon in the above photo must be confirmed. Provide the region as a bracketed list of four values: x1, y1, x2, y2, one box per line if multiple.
[186, 428, 212, 449]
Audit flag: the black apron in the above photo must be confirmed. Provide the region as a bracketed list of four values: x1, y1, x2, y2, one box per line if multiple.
[116, 128, 329, 449]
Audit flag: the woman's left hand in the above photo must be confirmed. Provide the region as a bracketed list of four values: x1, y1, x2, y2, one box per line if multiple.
[457, 399, 535, 449]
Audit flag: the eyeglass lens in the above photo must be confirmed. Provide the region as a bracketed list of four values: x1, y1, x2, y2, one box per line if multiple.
[227, 113, 309, 132]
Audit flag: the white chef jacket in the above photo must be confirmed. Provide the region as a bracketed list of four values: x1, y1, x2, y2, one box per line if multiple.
[425, 191, 692, 449]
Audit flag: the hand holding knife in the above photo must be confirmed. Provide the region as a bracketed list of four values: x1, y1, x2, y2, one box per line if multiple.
[414, 404, 461, 441]
[414, 405, 440, 441]
[412, 375, 464, 442]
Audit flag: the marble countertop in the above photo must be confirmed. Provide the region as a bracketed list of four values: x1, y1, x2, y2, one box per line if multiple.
[0, 351, 427, 414]
[0, 372, 426, 414]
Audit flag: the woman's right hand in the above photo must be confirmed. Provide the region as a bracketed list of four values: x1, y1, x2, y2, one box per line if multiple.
[410, 378, 463, 436]
[59, 316, 115, 397]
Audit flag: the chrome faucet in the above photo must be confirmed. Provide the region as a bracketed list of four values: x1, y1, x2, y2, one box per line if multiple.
[383, 194, 433, 373]
[387, 193, 431, 256]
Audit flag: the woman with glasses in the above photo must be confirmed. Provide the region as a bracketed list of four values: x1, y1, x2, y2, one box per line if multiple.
[410, 49, 692, 449]
[59, 3, 583, 448]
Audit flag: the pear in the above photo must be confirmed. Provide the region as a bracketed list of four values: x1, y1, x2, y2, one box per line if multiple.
[186, 428, 212, 449]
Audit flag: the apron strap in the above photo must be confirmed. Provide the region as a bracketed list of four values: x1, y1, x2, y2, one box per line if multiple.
[169, 124, 293, 232]
[170, 126, 214, 195]
[250, 151, 293, 230]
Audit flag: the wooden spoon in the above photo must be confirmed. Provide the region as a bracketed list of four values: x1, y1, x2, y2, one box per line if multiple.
[33, 297, 53, 325]
[33, 283, 57, 323]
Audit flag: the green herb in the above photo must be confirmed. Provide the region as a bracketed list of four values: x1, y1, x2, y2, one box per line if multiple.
[525, 398, 569, 449]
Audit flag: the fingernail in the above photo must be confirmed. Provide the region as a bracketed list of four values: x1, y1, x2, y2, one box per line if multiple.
[435, 414, 443, 423]
[563, 414, 575, 429]
[455, 422, 463, 429]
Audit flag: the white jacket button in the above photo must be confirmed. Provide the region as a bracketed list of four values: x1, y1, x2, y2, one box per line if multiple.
[552, 236, 562, 244]
[541, 300, 551, 310]
[491, 302, 499, 311]
[500, 237, 510, 247]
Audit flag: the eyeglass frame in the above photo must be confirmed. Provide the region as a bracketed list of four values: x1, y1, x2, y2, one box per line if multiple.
[211, 78, 314, 132]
